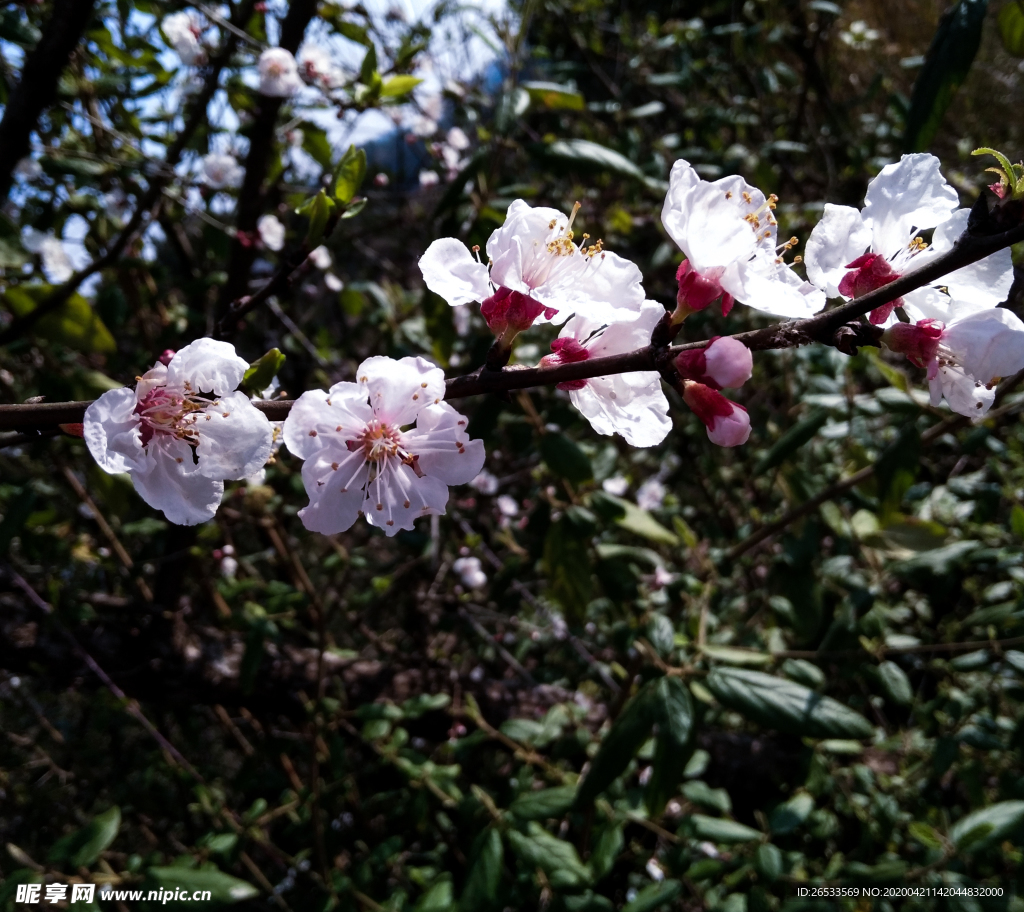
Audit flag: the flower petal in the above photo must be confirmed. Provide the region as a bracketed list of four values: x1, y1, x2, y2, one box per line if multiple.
[862, 153, 959, 258]
[419, 237, 492, 306]
[84, 387, 145, 474]
[362, 460, 449, 535]
[358, 355, 445, 426]
[571, 373, 671, 447]
[804, 204, 872, 298]
[723, 253, 825, 318]
[297, 450, 368, 534]
[283, 385, 371, 460]
[166, 338, 249, 396]
[944, 308, 1024, 382]
[195, 391, 274, 480]
[933, 362, 996, 419]
[405, 402, 486, 484]
[930, 212, 1014, 309]
[132, 437, 224, 525]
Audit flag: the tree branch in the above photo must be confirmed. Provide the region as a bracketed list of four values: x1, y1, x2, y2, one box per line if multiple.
[2, 211, 1023, 431]
[0, 0, 99, 203]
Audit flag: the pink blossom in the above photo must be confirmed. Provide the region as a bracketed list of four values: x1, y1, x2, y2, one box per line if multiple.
[674, 337, 752, 390]
[681, 381, 750, 447]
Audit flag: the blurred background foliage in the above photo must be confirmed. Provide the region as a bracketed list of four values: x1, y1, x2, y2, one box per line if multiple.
[3, 0, 1024, 910]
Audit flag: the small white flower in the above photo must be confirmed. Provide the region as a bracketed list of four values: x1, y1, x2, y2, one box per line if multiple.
[325, 273, 343, 292]
[419, 199, 646, 339]
[446, 127, 470, 151]
[24, 231, 74, 283]
[636, 478, 666, 511]
[14, 157, 42, 181]
[258, 214, 285, 251]
[805, 153, 1013, 325]
[309, 246, 332, 270]
[885, 308, 1024, 419]
[419, 169, 440, 186]
[645, 858, 666, 882]
[258, 48, 304, 97]
[202, 153, 244, 189]
[470, 470, 499, 494]
[163, 11, 205, 65]
[541, 301, 671, 447]
[297, 42, 344, 90]
[453, 556, 487, 589]
[840, 20, 880, 47]
[84, 340, 274, 525]
[601, 475, 629, 496]
[663, 159, 825, 318]
[283, 356, 486, 536]
[496, 494, 518, 517]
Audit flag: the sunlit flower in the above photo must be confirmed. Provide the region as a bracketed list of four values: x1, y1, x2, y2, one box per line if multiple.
[540, 300, 671, 447]
[674, 336, 753, 389]
[419, 200, 645, 343]
[283, 356, 485, 536]
[419, 169, 440, 187]
[258, 48, 304, 97]
[257, 214, 285, 251]
[884, 307, 1024, 418]
[681, 381, 750, 447]
[84, 340, 274, 525]
[662, 160, 825, 319]
[23, 230, 74, 283]
[202, 153, 244, 189]
[470, 469, 499, 494]
[309, 246, 332, 270]
[839, 20, 880, 48]
[297, 42, 343, 90]
[601, 475, 629, 496]
[162, 11, 205, 65]
[805, 153, 1013, 324]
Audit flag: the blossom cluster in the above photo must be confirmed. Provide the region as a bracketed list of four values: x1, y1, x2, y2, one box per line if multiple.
[83, 152, 1024, 538]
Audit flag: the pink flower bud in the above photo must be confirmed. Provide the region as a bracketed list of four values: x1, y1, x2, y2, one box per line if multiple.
[681, 381, 750, 447]
[158, 349, 176, 365]
[540, 337, 590, 390]
[675, 260, 733, 316]
[674, 337, 752, 390]
[479, 286, 556, 341]
[883, 319, 944, 369]
[838, 253, 903, 325]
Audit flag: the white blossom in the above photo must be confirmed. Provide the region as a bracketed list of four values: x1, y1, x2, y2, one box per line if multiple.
[258, 214, 285, 251]
[496, 495, 518, 517]
[310, 246, 332, 270]
[636, 478, 666, 511]
[84, 340, 274, 525]
[805, 153, 1013, 325]
[470, 470, 499, 494]
[258, 48, 304, 97]
[541, 300, 671, 447]
[662, 159, 825, 318]
[283, 356, 485, 536]
[419, 199, 646, 340]
[419, 169, 440, 187]
[601, 475, 629, 496]
[202, 153, 244, 189]
[23, 230, 74, 283]
[14, 157, 42, 181]
[297, 42, 343, 90]
[162, 11, 205, 65]
[840, 20, 880, 47]
[453, 556, 487, 589]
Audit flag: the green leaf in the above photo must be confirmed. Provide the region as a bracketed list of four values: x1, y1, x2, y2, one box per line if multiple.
[240, 348, 285, 396]
[576, 682, 657, 807]
[599, 494, 678, 546]
[522, 81, 585, 111]
[645, 677, 696, 816]
[543, 139, 647, 182]
[768, 792, 814, 835]
[381, 75, 424, 97]
[1010, 503, 1024, 540]
[359, 43, 378, 85]
[875, 423, 920, 515]
[144, 867, 258, 905]
[299, 122, 334, 170]
[949, 800, 1024, 850]
[333, 144, 368, 205]
[681, 781, 731, 814]
[4, 286, 116, 354]
[506, 823, 591, 889]
[340, 198, 367, 219]
[753, 410, 828, 474]
[998, 1, 1024, 56]
[907, 821, 943, 850]
[621, 881, 682, 912]
[704, 668, 874, 739]
[903, 0, 988, 152]
[509, 786, 577, 821]
[753, 844, 783, 882]
[459, 828, 503, 910]
[589, 823, 623, 881]
[401, 693, 451, 718]
[877, 660, 913, 705]
[48, 806, 120, 867]
[539, 432, 592, 484]
[298, 189, 336, 246]
[701, 645, 772, 667]
[336, 20, 371, 46]
[689, 815, 761, 844]
[543, 512, 593, 620]
[415, 879, 454, 912]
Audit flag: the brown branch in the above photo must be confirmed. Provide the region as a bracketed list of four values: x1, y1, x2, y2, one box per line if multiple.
[0, 0, 99, 203]
[0, 0, 257, 349]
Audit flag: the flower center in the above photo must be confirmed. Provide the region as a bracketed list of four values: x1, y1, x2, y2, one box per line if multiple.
[135, 383, 208, 447]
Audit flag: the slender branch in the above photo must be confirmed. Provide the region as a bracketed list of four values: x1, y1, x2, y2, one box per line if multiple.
[0, 0, 257, 349]
[0, 0, 99, 203]
[2, 211, 1024, 430]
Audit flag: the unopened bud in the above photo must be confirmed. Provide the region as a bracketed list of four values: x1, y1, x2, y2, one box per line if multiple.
[158, 349, 176, 366]
[681, 380, 750, 447]
[675, 337, 752, 389]
[541, 337, 590, 390]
